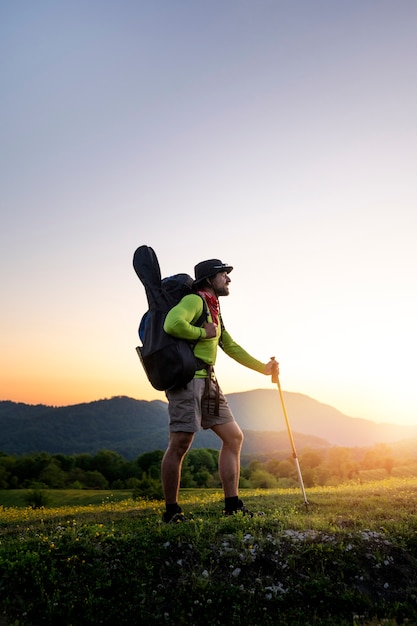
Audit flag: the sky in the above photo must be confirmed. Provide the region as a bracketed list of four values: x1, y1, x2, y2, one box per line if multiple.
[1, 1, 417, 426]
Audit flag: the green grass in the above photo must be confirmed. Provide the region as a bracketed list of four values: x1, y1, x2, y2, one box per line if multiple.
[1, 479, 417, 625]
[0, 489, 132, 508]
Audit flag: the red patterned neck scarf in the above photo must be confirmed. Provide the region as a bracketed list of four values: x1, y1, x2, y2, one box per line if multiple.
[198, 289, 219, 325]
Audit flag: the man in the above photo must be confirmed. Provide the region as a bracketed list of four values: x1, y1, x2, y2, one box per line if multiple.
[162, 258, 277, 522]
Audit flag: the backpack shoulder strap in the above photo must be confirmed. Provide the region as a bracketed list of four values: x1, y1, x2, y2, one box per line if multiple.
[218, 307, 226, 349]
[194, 294, 208, 328]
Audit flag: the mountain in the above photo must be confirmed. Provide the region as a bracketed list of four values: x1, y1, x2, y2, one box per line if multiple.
[0, 397, 221, 459]
[226, 389, 417, 447]
[0, 391, 415, 459]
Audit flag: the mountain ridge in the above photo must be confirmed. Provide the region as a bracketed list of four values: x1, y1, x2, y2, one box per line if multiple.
[226, 389, 417, 447]
[1, 390, 415, 459]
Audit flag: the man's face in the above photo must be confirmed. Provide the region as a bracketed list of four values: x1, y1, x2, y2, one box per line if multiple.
[210, 271, 231, 297]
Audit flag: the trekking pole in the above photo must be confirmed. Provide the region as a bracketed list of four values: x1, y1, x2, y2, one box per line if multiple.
[271, 358, 309, 509]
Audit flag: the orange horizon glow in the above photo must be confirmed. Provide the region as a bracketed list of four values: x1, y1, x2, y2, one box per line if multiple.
[1, 4, 416, 427]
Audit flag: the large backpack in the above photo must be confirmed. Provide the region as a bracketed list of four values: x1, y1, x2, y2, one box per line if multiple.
[133, 245, 207, 391]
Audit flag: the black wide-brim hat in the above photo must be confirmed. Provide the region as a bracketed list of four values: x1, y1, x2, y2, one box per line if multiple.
[194, 259, 233, 285]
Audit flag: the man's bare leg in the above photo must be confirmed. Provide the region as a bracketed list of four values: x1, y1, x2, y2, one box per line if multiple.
[161, 431, 194, 505]
[212, 421, 244, 498]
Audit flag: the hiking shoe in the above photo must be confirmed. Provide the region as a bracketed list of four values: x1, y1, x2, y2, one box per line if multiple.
[162, 509, 188, 524]
[223, 499, 254, 518]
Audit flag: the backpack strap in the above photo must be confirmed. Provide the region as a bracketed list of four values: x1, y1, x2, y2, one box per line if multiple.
[197, 295, 221, 415]
[190, 295, 209, 370]
[218, 308, 225, 350]
[202, 366, 220, 416]
[194, 294, 208, 328]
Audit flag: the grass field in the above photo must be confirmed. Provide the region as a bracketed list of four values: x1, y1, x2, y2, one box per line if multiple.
[1, 479, 417, 625]
[0, 488, 133, 508]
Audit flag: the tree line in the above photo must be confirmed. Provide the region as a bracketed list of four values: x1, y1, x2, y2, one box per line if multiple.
[0, 443, 399, 497]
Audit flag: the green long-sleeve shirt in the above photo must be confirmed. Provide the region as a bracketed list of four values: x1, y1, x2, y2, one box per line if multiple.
[163, 293, 266, 378]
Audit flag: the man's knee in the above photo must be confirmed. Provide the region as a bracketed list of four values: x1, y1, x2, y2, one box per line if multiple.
[213, 422, 244, 449]
[168, 431, 194, 457]
[232, 428, 244, 450]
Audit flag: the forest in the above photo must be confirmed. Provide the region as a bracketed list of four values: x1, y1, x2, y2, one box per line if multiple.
[0, 441, 411, 498]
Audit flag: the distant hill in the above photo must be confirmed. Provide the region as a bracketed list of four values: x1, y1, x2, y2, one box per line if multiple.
[227, 389, 417, 447]
[0, 391, 415, 459]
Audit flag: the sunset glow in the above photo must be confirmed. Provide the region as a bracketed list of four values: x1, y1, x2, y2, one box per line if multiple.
[1, 2, 416, 425]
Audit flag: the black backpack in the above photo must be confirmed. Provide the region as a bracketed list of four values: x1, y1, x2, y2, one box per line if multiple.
[133, 245, 207, 391]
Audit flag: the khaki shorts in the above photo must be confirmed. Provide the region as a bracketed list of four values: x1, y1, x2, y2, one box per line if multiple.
[166, 378, 235, 432]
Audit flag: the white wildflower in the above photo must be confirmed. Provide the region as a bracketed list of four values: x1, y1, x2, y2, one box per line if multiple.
[265, 583, 286, 596]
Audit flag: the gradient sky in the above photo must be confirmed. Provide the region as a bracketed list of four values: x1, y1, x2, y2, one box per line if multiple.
[1, 1, 416, 425]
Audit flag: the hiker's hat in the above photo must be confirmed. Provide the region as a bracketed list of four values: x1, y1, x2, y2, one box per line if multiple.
[194, 259, 233, 285]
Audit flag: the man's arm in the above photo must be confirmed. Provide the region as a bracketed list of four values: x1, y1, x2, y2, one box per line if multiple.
[163, 294, 209, 341]
[221, 327, 276, 375]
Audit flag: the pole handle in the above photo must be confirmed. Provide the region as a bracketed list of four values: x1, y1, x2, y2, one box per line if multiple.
[270, 356, 279, 383]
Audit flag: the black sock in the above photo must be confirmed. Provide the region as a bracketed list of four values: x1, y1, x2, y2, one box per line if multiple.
[166, 503, 181, 515]
[224, 496, 239, 512]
